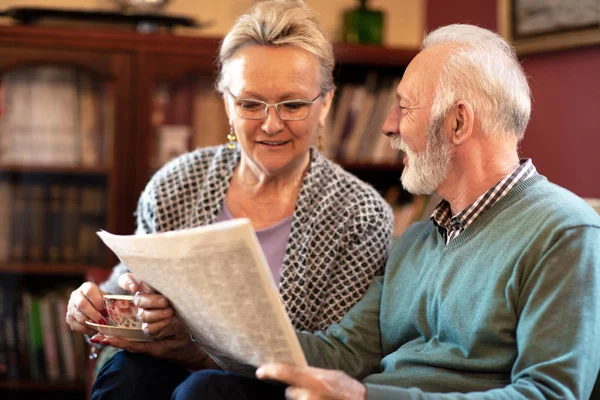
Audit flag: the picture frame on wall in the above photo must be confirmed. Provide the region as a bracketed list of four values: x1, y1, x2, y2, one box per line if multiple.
[498, 0, 600, 54]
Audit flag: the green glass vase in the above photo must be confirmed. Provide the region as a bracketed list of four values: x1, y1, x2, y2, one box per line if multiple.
[342, 0, 384, 45]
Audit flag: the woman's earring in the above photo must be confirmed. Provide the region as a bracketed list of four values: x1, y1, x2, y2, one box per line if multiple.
[317, 133, 324, 152]
[227, 126, 237, 149]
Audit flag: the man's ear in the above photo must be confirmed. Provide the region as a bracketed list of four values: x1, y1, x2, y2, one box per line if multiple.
[318, 90, 335, 128]
[449, 100, 474, 145]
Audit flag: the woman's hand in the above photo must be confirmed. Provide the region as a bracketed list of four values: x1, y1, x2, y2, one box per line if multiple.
[66, 282, 108, 336]
[90, 311, 217, 370]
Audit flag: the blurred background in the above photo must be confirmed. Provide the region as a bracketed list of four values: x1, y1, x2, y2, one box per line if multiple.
[0, 0, 598, 399]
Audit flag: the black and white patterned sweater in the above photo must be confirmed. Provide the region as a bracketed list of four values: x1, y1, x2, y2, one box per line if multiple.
[102, 145, 394, 332]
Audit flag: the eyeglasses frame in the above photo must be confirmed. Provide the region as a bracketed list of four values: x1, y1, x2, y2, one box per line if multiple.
[226, 88, 321, 121]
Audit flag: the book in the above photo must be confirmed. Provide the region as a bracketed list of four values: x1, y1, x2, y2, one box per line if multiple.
[10, 184, 28, 262]
[96, 219, 307, 375]
[61, 185, 80, 263]
[27, 184, 47, 262]
[23, 292, 44, 380]
[15, 293, 30, 379]
[0, 284, 8, 378]
[2, 279, 21, 379]
[53, 294, 77, 381]
[0, 176, 12, 262]
[79, 73, 101, 167]
[46, 184, 64, 263]
[341, 72, 379, 162]
[39, 294, 60, 381]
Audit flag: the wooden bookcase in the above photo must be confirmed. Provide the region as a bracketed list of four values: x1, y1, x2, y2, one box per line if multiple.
[0, 24, 417, 398]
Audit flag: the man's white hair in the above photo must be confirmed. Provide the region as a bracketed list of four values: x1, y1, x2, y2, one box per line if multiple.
[422, 24, 531, 139]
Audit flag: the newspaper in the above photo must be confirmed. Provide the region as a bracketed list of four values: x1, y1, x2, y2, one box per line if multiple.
[97, 218, 307, 374]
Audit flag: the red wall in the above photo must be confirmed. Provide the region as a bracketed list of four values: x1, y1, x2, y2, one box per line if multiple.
[425, 0, 600, 197]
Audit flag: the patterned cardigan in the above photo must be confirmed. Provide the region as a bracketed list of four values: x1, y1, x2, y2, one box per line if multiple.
[101, 145, 394, 332]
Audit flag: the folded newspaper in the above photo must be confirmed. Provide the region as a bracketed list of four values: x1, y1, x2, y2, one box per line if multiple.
[97, 219, 307, 374]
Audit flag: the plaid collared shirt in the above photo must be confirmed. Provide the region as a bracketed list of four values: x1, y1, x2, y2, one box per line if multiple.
[431, 159, 537, 244]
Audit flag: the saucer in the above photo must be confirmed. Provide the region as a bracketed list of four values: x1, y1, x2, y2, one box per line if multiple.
[86, 321, 153, 342]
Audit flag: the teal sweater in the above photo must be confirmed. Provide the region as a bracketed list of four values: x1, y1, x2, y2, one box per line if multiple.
[298, 176, 600, 399]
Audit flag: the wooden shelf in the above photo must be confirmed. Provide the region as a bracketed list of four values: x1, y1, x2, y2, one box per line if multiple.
[332, 43, 418, 66]
[0, 379, 85, 391]
[0, 263, 94, 276]
[0, 25, 418, 67]
[0, 164, 109, 175]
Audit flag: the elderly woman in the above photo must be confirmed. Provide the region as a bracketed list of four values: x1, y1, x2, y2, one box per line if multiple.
[66, 0, 393, 398]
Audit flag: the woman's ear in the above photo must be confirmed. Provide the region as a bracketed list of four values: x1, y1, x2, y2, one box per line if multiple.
[318, 90, 335, 128]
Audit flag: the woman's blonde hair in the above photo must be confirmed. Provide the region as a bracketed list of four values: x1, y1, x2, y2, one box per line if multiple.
[216, 0, 335, 95]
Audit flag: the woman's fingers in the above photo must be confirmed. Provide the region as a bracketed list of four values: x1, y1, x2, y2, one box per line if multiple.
[70, 287, 106, 324]
[66, 282, 106, 333]
[66, 297, 102, 335]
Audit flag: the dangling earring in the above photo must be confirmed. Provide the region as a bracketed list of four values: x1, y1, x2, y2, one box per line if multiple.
[227, 126, 237, 150]
[317, 133, 324, 152]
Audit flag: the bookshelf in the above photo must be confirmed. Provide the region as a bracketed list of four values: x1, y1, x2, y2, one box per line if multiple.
[0, 24, 419, 397]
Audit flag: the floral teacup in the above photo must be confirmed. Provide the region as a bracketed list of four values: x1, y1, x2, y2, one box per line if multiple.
[103, 294, 142, 329]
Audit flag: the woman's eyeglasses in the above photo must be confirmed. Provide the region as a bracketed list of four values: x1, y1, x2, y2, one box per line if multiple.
[226, 89, 321, 121]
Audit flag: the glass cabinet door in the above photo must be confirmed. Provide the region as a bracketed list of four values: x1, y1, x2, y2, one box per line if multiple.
[0, 48, 133, 269]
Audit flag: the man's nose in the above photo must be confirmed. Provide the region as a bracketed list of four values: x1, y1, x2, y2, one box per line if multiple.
[381, 109, 399, 137]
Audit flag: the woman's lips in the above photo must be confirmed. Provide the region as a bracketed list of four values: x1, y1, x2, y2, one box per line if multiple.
[257, 140, 290, 146]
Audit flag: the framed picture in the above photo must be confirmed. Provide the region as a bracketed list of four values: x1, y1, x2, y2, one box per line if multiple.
[498, 0, 600, 54]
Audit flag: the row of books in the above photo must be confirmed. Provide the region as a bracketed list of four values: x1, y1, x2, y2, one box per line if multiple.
[0, 66, 110, 167]
[0, 178, 107, 264]
[147, 74, 403, 170]
[323, 72, 403, 164]
[149, 80, 228, 170]
[0, 283, 87, 382]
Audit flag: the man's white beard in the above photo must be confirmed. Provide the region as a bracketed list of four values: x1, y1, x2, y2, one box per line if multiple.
[391, 116, 453, 195]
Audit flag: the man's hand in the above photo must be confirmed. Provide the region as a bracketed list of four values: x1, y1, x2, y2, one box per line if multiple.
[256, 363, 367, 400]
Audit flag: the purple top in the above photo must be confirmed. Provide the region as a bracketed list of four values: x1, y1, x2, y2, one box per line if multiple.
[215, 202, 293, 287]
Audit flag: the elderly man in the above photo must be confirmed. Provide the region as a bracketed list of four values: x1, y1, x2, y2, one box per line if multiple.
[253, 24, 600, 399]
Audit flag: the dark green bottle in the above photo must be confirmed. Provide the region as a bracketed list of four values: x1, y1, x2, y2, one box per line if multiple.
[342, 0, 384, 45]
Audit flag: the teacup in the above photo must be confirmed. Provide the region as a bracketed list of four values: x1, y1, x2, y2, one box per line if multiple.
[103, 294, 142, 329]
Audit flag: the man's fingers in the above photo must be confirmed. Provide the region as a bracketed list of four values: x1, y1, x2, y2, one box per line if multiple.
[284, 386, 311, 400]
[142, 317, 173, 337]
[134, 293, 169, 310]
[256, 364, 316, 388]
[118, 273, 140, 294]
[138, 306, 173, 323]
